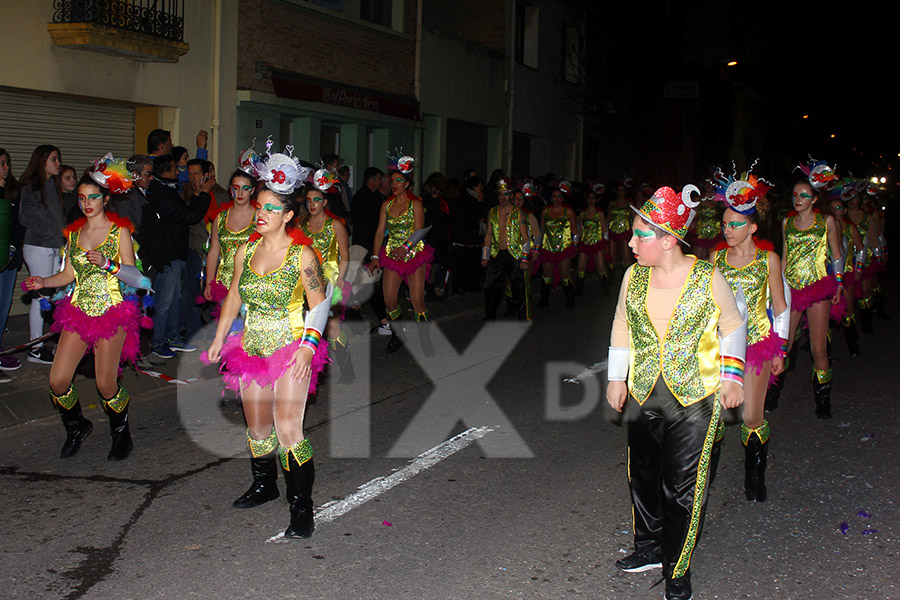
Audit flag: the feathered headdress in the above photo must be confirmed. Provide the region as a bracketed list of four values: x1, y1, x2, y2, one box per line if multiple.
[312, 162, 339, 192]
[387, 148, 415, 175]
[795, 156, 838, 190]
[238, 139, 262, 176]
[712, 160, 771, 215]
[254, 138, 311, 194]
[90, 153, 134, 194]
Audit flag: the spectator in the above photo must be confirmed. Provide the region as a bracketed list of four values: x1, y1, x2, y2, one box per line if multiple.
[147, 128, 173, 157]
[321, 153, 349, 222]
[172, 145, 189, 191]
[422, 172, 451, 298]
[350, 166, 388, 332]
[449, 176, 486, 293]
[336, 165, 354, 223]
[137, 155, 211, 359]
[19, 144, 65, 364]
[0, 147, 23, 375]
[59, 164, 79, 221]
[110, 155, 152, 231]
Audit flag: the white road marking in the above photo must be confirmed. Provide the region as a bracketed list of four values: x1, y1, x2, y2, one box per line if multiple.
[266, 425, 495, 543]
[563, 360, 608, 384]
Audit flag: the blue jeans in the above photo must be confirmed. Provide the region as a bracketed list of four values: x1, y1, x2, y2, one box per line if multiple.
[151, 260, 184, 347]
[0, 267, 19, 347]
[180, 249, 204, 342]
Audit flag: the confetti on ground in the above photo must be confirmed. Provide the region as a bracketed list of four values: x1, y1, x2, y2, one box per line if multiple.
[862, 527, 879, 535]
[860, 434, 874, 441]
[839, 522, 850, 535]
[382, 521, 392, 527]
[857, 511, 871, 518]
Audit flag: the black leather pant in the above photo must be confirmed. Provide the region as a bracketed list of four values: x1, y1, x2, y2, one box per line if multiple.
[626, 382, 719, 578]
[483, 250, 527, 320]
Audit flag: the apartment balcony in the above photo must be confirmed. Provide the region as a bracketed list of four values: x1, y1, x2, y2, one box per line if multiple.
[47, 0, 189, 63]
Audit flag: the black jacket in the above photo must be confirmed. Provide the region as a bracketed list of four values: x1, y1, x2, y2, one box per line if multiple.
[138, 177, 210, 272]
[350, 185, 383, 254]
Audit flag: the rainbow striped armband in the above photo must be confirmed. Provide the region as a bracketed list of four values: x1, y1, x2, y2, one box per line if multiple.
[721, 356, 745, 386]
[102, 258, 121, 275]
[299, 328, 322, 353]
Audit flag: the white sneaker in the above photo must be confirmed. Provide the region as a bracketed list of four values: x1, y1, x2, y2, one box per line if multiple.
[377, 323, 392, 336]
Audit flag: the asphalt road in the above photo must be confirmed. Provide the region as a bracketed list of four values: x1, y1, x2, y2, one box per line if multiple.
[1, 279, 897, 600]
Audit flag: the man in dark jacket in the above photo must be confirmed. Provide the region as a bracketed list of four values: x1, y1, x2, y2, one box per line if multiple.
[138, 155, 211, 358]
[349, 166, 388, 332]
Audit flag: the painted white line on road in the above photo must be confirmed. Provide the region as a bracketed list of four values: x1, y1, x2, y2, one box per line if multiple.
[266, 425, 495, 543]
[563, 359, 607, 384]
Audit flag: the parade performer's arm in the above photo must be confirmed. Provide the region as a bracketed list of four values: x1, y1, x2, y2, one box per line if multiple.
[24, 239, 75, 291]
[289, 248, 329, 384]
[205, 219, 221, 300]
[367, 201, 388, 273]
[334, 218, 350, 282]
[825, 215, 844, 305]
[207, 244, 246, 362]
[767, 251, 788, 375]
[606, 266, 633, 413]
[481, 212, 492, 267]
[518, 211, 530, 270]
[567, 206, 579, 244]
[713, 270, 746, 409]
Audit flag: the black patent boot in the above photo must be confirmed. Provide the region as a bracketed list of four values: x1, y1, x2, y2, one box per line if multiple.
[386, 310, 404, 354]
[574, 274, 585, 296]
[599, 271, 611, 296]
[52, 385, 92, 459]
[858, 300, 874, 334]
[280, 440, 315, 539]
[742, 422, 769, 502]
[233, 429, 280, 509]
[843, 317, 860, 357]
[874, 286, 890, 320]
[330, 336, 356, 383]
[102, 387, 133, 461]
[812, 369, 832, 420]
[415, 310, 435, 357]
[537, 280, 551, 307]
[563, 280, 575, 309]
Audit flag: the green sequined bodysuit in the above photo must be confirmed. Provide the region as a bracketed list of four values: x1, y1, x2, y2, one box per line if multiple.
[215, 208, 254, 289]
[384, 198, 424, 261]
[70, 223, 124, 316]
[302, 216, 341, 285]
[580, 211, 604, 245]
[784, 212, 830, 289]
[714, 247, 771, 345]
[695, 204, 720, 240]
[541, 208, 573, 253]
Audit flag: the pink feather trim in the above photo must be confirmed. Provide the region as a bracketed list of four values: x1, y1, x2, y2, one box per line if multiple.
[790, 275, 838, 312]
[204, 334, 330, 395]
[862, 261, 885, 280]
[746, 330, 784, 375]
[196, 280, 230, 319]
[537, 245, 577, 265]
[579, 240, 607, 254]
[51, 297, 143, 365]
[378, 244, 434, 284]
[830, 294, 848, 322]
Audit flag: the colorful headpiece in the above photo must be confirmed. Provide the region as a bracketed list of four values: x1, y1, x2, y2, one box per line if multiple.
[312, 166, 339, 192]
[89, 153, 134, 194]
[558, 180, 572, 195]
[387, 148, 415, 175]
[592, 182, 605, 195]
[496, 178, 512, 193]
[712, 161, 771, 216]
[254, 139, 311, 194]
[631, 185, 700, 244]
[837, 177, 858, 202]
[521, 181, 536, 197]
[238, 139, 262, 176]
[796, 156, 838, 190]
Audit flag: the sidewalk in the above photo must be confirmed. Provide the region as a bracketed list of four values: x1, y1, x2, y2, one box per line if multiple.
[0, 289, 486, 430]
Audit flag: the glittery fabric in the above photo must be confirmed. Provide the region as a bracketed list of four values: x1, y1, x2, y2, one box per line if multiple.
[626, 260, 722, 406]
[279, 438, 313, 471]
[741, 420, 770, 446]
[714, 247, 772, 345]
[608, 205, 631, 235]
[69, 223, 124, 317]
[215, 209, 254, 289]
[541, 210, 574, 253]
[579, 212, 604, 245]
[239, 238, 308, 357]
[302, 216, 341, 286]
[814, 367, 832, 384]
[247, 427, 278, 457]
[784, 213, 830, 290]
[102, 387, 129, 414]
[694, 205, 720, 240]
[384, 198, 424, 260]
[51, 384, 78, 410]
[714, 418, 725, 443]
[489, 205, 525, 259]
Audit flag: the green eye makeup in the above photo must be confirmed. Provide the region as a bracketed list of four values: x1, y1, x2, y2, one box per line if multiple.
[260, 203, 284, 213]
[634, 228, 655, 239]
[722, 221, 748, 230]
[78, 194, 103, 202]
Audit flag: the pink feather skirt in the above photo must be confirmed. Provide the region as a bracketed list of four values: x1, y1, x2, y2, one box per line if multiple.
[379, 244, 434, 284]
[52, 297, 144, 366]
[790, 275, 838, 313]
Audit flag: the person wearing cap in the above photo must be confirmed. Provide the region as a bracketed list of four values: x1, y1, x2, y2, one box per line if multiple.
[606, 185, 746, 600]
[24, 156, 152, 462]
[536, 181, 578, 308]
[481, 178, 530, 320]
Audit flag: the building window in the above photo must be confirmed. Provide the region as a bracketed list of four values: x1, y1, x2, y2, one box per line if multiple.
[361, 0, 392, 28]
[515, 3, 539, 69]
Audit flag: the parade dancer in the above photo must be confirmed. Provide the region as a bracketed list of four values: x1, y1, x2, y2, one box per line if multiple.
[830, 185, 865, 356]
[783, 160, 844, 419]
[205, 146, 330, 538]
[575, 186, 609, 295]
[607, 182, 633, 279]
[689, 191, 721, 261]
[710, 165, 788, 501]
[301, 167, 353, 381]
[845, 183, 879, 333]
[25, 156, 151, 461]
[606, 185, 745, 600]
[511, 183, 541, 320]
[367, 152, 434, 355]
[481, 178, 530, 320]
[537, 182, 578, 308]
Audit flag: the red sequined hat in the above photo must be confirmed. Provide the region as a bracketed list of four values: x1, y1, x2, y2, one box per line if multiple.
[631, 185, 700, 244]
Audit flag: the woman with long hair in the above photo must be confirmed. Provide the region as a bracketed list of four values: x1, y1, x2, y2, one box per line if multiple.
[829, 187, 865, 356]
[537, 183, 578, 308]
[0, 148, 23, 375]
[782, 160, 843, 419]
[367, 154, 434, 355]
[709, 167, 788, 501]
[24, 157, 149, 460]
[607, 183, 634, 278]
[206, 147, 330, 539]
[19, 144, 65, 364]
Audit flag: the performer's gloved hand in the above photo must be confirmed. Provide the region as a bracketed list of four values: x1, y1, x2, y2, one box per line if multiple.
[720, 380, 744, 409]
[606, 381, 628, 413]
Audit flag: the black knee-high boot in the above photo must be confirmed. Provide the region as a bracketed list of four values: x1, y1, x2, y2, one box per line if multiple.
[233, 429, 280, 509]
[538, 279, 551, 307]
[575, 273, 585, 296]
[858, 297, 874, 334]
[52, 385, 92, 459]
[415, 310, 435, 357]
[280, 439, 315, 539]
[102, 387, 133, 461]
[386, 307, 404, 353]
[742, 421, 769, 502]
[842, 316, 860, 356]
[562, 279, 575, 308]
[874, 286, 890, 320]
[330, 332, 356, 383]
[812, 368, 832, 420]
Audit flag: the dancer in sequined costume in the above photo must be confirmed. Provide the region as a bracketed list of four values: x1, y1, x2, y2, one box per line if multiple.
[537, 185, 578, 308]
[829, 190, 864, 356]
[607, 183, 634, 276]
[845, 186, 879, 333]
[575, 188, 608, 295]
[25, 163, 149, 462]
[481, 178, 530, 319]
[206, 148, 330, 539]
[203, 170, 257, 317]
[606, 185, 745, 600]
[709, 166, 788, 502]
[782, 162, 844, 419]
[689, 198, 721, 260]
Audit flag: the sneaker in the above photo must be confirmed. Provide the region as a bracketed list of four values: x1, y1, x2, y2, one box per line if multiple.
[377, 323, 392, 336]
[615, 549, 662, 573]
[28, 346, 55, 364]
[0, 371, 11, 383]
[665, 574, 692, 600]
[167, 339, 198, 352]
[151, 344, 176, 359]
[0, 353, 21, 370]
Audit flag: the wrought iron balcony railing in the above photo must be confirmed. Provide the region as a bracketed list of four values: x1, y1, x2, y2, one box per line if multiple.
[51, 0, 185, 43]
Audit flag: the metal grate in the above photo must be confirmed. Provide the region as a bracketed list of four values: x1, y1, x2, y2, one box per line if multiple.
[51, 0, 185, 42]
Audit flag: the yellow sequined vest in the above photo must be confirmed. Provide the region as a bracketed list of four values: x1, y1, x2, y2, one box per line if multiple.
[784, 212, 829, 289]
[489, 205, 525, 259]
[303, 216, 341, 285]
[626, 260, 722, 406]
[69, 223, 124, 317]
[714, 247, 771, 345]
